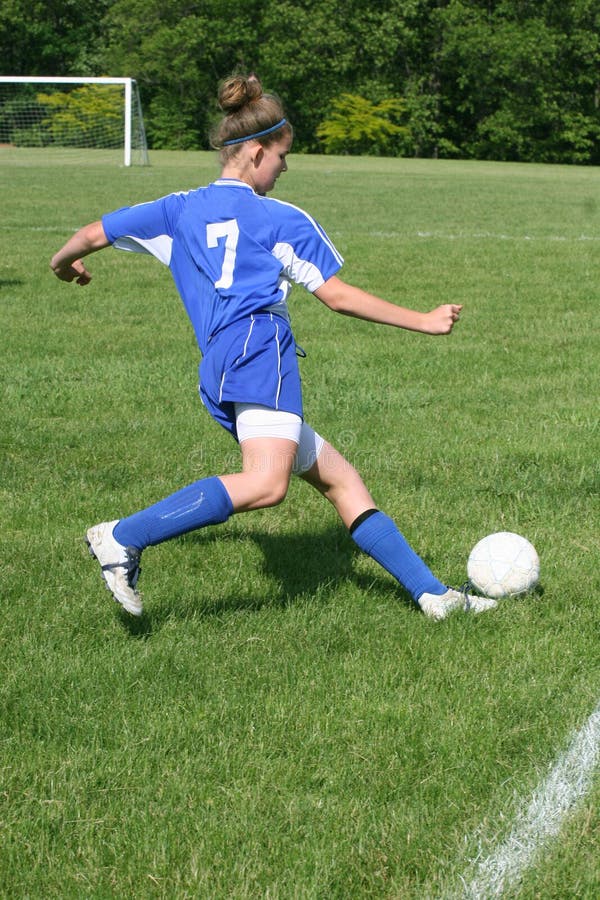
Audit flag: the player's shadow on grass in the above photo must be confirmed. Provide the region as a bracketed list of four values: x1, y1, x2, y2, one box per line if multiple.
[121, 524, 414, 635]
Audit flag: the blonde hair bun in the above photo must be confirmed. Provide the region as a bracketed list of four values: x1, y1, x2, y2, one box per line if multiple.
[211, 72, 290, 156]
[218, 74, 263, 114]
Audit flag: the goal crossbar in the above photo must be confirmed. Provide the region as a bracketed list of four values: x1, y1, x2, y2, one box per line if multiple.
[0, 76, 148, 166]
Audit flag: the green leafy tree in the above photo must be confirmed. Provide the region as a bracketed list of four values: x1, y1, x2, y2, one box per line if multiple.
[36, 84, 122, 147]
[3, 84, 122, 148]
[258, 0, 360, 152]
[0, 0, 112, 75]
[101, 0, 261, 150]
[2, 0, 599, 162]
[435, 0, 600, 162]
[316, 94, 406, 155]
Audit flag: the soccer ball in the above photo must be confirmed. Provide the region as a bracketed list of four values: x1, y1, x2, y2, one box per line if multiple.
[467, 532, 540, 599]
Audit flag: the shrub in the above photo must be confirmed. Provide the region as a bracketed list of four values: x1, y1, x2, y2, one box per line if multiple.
[316, 93, 406, 156]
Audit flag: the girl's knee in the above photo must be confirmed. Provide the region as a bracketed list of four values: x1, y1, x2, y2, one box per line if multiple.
[251, 474, 290, 508]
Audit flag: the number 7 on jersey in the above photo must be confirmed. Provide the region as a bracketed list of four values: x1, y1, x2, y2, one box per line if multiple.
[206, 219, 240, 289]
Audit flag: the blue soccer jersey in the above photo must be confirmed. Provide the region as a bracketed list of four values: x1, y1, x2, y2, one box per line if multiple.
[102, 179, 344, 354]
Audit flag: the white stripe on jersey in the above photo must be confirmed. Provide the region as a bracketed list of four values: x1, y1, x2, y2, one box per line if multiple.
[213, 179, 254, 190]
[272, 242, 326, 293]
[266, 197, 345, 267]
[113, 234, 173, 266]
[110, 190, 193, 265]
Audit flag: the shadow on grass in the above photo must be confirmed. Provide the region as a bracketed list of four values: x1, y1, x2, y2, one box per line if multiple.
[119, 524, 415, 637]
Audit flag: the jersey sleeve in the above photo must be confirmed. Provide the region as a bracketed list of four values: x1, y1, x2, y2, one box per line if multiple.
[102, 192, 189, 266]
[269, 201, 344, 292]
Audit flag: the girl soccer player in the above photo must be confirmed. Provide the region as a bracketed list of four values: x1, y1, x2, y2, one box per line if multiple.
[50, 73, 496, 621]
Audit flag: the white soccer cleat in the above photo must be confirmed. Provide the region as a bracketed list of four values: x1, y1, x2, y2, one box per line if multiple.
[418, 587, 497, 621]
[86, 520, 143, 616]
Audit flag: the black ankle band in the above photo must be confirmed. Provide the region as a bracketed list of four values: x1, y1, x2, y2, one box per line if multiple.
[349, 508, 379, 535]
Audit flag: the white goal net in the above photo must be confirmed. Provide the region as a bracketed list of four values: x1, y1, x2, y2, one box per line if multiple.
[0, 77, 149, 166]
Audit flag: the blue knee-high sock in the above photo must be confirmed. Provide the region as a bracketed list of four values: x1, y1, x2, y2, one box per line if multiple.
[113, 476, 234, 551]
[350, 509, 446, 601]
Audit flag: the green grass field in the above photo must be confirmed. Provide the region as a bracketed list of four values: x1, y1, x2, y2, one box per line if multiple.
[1, 147, 599, 898]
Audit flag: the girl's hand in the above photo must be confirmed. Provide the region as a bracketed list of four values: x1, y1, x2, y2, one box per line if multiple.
[51, 257, 92, 285]
[423, 304, 462, 335]
[50, 220, 109, 286]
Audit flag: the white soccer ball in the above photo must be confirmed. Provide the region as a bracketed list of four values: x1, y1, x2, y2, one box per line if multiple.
[467, 531, 540, 599]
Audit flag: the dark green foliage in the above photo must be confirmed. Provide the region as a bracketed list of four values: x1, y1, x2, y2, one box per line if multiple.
[1, 0, 599, 161]
[0, 0, 113, 75]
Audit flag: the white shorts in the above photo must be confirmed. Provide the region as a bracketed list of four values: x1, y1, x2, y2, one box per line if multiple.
[234, 403, 325, 475]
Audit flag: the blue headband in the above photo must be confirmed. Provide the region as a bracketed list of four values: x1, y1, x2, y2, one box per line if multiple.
[223, 118, 287, 146]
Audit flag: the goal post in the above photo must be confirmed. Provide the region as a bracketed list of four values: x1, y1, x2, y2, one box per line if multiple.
[0, 76, 149, 166]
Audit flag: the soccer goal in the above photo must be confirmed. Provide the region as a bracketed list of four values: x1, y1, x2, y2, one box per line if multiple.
[0, 76, 149, 166]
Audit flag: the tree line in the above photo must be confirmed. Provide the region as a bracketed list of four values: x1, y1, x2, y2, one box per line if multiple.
[1, 0, 599, 163]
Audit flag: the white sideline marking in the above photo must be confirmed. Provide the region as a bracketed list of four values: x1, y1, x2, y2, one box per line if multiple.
[455, 699, 600, 899]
